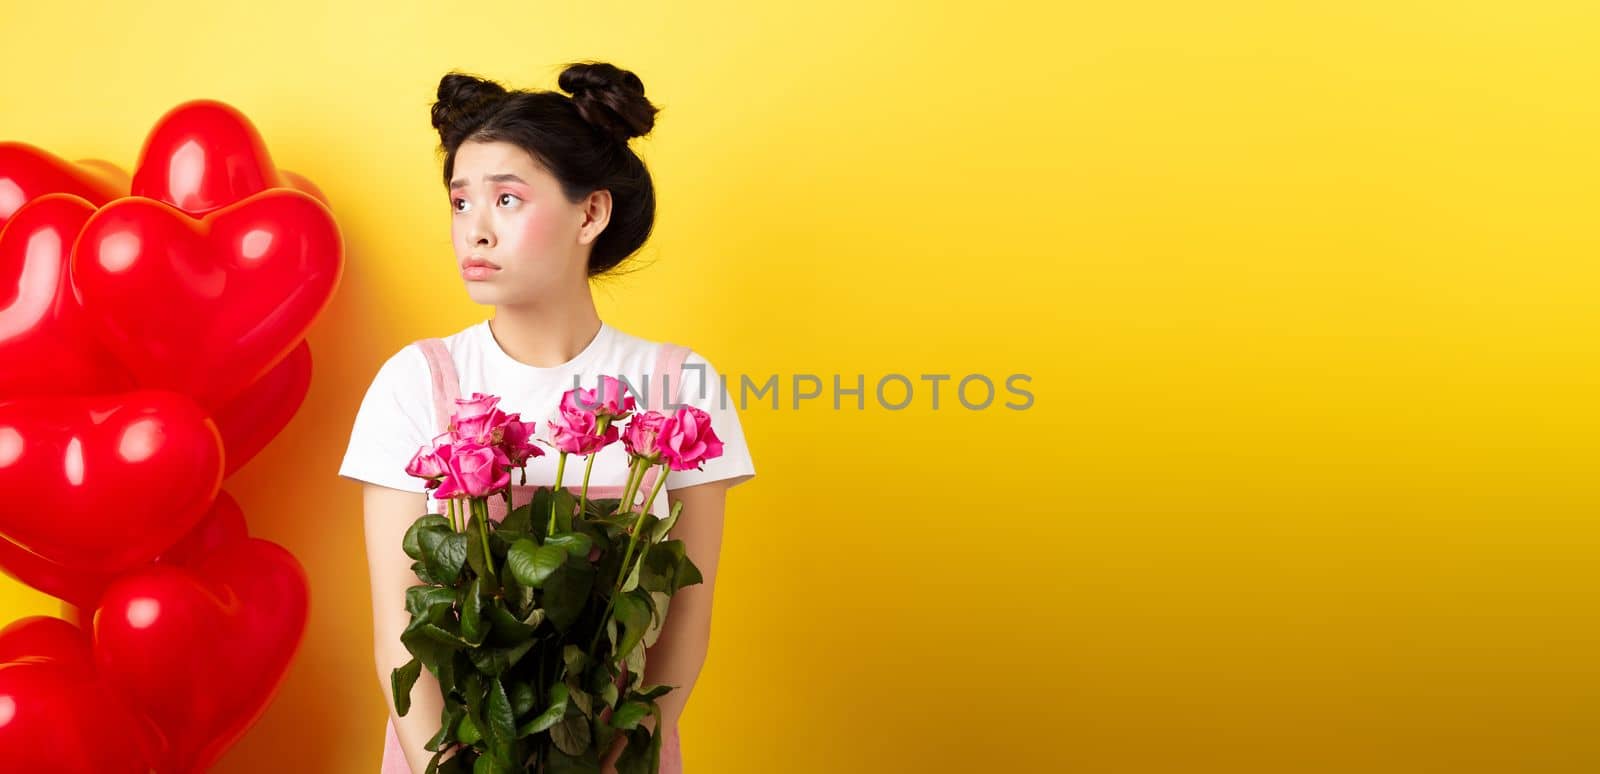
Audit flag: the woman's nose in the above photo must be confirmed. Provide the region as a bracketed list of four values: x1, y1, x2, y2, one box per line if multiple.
[469, 214, 496, 247]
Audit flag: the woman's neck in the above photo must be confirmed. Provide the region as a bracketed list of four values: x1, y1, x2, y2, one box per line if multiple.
[488, 295, 604, 368]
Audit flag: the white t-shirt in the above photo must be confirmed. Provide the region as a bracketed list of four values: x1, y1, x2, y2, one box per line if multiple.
[338, 319, 755, 512]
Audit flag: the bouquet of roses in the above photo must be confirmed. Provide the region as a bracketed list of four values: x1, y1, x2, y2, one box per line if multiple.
[391, 377, 723, 773]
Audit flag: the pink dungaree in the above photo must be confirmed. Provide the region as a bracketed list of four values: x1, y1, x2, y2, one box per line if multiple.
[381, 337, 690, 772]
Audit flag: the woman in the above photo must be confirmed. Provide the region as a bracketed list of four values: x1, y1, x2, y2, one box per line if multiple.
[339, 62, 756, 773]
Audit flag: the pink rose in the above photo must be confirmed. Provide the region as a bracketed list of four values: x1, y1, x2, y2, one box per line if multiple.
[561, 377, 637, 423]
[657, 406, 724, 472]
[435, 440, 510, 499]
[621, 410, 669, 462]
[499, 412, 545, 466]
[550, 402, 621, 456]
[454, 392, 501, 419]
[404, 444, 451, 490]
[450, 393, 509, 445]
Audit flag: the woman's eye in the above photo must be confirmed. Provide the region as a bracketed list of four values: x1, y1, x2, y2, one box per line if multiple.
[453, 198, 469, 212]
[498, 193, 520, 207]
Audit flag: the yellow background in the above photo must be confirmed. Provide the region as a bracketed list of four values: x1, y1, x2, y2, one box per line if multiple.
[3, 2, 1598, 771]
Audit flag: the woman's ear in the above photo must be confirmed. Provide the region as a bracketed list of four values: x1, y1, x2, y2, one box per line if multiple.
[578, 189, 613, 246]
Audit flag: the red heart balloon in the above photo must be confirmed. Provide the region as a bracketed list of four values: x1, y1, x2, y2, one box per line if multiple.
[280, 169, 332, 208]
[0, 142, 126, 229]
[130, 99, 284, 216]
[72, 189, 342, 411]
[214, 339, 312, 477]
[0, 534, 106, 610]
[0, 390, 223, 572]
[0, 616, 157, 773]
[0, 193, 136, 398]
[2, 490, 249, 612]
[155, 488, 250, 568]
[93, 537, 309, 773]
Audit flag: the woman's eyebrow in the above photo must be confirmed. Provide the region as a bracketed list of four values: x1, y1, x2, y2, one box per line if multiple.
[449, 173, 529, 190]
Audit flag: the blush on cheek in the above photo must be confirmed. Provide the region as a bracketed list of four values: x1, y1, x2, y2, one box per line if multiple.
[519, 212, 561, 246]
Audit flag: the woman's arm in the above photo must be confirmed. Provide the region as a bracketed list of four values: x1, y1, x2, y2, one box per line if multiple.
[602, 480, 730, 769]
[363, 483, 450, 772]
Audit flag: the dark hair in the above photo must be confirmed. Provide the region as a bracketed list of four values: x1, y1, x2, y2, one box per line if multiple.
[430, 62, 661, 277]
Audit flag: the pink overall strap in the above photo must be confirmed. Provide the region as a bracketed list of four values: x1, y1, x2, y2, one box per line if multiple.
[414, 338, 460, 437]
[650, 341, 693, 412]
[634, 342, 693, 507]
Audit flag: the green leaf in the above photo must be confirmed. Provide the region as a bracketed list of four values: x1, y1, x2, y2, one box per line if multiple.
[521, 607, 547, 630]
[583, 497, 623, 518]
[468, 639, 536, 676]
[489, 528, 531, 555]
[678, 554, 703, 589]
[421, 529, 469, 585]
[410, 559, 441, 585]
[640, 539, 705, 594]
[631, 684, 674, 702]
[518, 682, 569, 737]
[642, 591, 671, 649]
[651, 501, 682, 541]
[399, 624, 453, 673]
[404, 516, 451, 560]
[412, 621, 475, 650]
[624, 636, 646, 690]
[598, 677, 619, 709]
[438, 651, 466, 698]
[615, 725, 656, 774]
[612, 589, 652, 661]
[621, 548, 645, 593]
[460, 578, 487, 645]
[428, 701, 464, 751]
[507, 539, 565, 588]
[545, 532, 594, 558]
[508, 680, 536, 717]
[593, 722, 618, 762]
[544, 556, 596, 632]
[527, 488, 554, 531]
[486, 603, 537, 641]
[546, 743, 600, 774]
[484, 677, 517, 765]
[609, 700, 650, 731]
[457, 711, 482, 745]
[551, 489, 579, 533]
[390, 658, 422, 717]
[563, 644, 587, 674]
[500, 500, 535, 534]
[617, 704, 664, 774]
[566, 683, 594, 717]
[473, 753, 510, 774]
[466, 525, 492, 581]
[406, 585, 457, 624]
[549, 709, 591, 756]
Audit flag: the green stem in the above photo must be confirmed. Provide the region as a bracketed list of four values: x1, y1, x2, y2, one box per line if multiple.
[474, 498, 497, 582]
[576, 416, 611, 520]
[617, 457, 648, 517]
[448, 497, 458, 533]
[588, 462, 669, 654]
[614, 464, 670, 595]
[548, 453, 568, 535]
[635, 463, 670, 525]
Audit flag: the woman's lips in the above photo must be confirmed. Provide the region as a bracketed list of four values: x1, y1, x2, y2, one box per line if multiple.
[462, 265, 500, 280]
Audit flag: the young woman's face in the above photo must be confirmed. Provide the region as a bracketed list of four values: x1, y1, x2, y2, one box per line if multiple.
[448, 140, 604, 306]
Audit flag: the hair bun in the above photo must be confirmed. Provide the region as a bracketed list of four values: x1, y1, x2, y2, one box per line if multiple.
[431, 73, 509, 145]
[558, 61, 659, 143]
